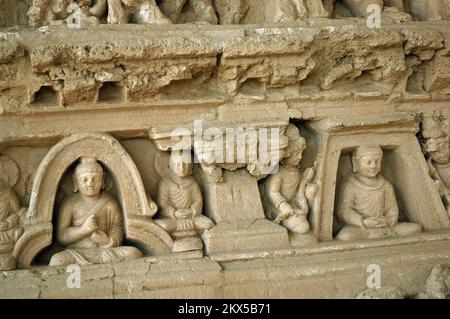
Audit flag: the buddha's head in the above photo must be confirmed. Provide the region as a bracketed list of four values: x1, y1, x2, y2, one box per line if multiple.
[352, 145, 383, 179]
[73, 157, 105, 197]
[169, 152, 193, 178]
[282, 124, 306, 167]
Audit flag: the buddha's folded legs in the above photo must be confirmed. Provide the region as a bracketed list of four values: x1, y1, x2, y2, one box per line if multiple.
[154, 217, 178, 233]
[393, 222, 422, 236]
[49, 249, 86, 266]
[50, 246, 143, 266]
[193, 215, 214, 231]
[100, 246, 143, 263]
[336, 225, 369, 241]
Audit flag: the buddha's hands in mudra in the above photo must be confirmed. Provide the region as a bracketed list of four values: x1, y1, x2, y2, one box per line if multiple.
[363, 216, 394, 229]
[91, 230, 111, 246]
[81, 215, 98, 235]
[175, 208, 194, 219]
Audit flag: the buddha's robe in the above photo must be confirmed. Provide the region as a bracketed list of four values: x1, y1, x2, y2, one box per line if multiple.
[336, 174, 422, 241]
[0, 187, 23, 254]
[50, 193, 142, 266]
[155, 175, 213, 236]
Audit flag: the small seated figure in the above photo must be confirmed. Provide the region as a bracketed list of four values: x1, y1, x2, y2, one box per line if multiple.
[155, 152, 214, 252]
[261, 124, 318, 246]
[335, 145, 422, 241]
[49, 157, 142, 266]
[0, 181, 24, 271]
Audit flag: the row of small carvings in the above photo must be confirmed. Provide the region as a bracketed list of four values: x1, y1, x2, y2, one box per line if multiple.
[0, 115, 449, 271]
[3, 25, 447, 110]
[4, 0, 450, 28]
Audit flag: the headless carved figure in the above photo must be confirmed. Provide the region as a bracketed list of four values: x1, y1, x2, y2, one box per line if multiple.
[50, 157, 142, 266]
[336, 145, 422, 241]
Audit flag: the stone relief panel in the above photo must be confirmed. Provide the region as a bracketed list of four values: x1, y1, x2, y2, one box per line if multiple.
[149, 124, 291, 254]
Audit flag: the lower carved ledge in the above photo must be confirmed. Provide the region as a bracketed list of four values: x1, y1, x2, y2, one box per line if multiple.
[1, 230, 450, 299]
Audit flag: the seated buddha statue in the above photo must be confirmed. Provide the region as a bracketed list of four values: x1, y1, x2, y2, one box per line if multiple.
[154, 152, 214, 252]
[49, 157, 143, 266]
[335, 145, 422, 241]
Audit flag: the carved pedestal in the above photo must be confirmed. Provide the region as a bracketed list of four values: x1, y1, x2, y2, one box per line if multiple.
[199, 169, 290, 254]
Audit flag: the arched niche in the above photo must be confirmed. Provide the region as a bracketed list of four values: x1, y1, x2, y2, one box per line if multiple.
[303, 116, 450, 241]
[14, 133, 173, 268]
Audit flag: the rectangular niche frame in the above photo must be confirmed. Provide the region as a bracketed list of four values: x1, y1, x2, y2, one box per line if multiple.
[304, 114, 450, 241]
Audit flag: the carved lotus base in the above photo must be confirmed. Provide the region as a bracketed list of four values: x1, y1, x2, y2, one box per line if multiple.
[0, 253, 16, 271]
[172, 236, 204, 253]
[289, 232, 319, 247]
